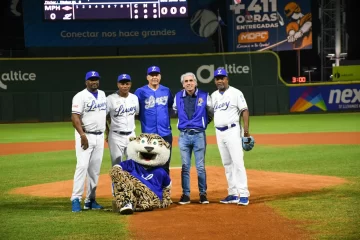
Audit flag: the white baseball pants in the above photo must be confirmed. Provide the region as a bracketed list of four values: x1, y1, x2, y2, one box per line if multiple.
[215, 124, 250, 197]
[71, 133, 104, 201]
[108, 131, 136, 166]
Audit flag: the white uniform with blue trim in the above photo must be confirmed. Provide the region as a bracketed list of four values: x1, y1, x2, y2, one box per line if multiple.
[211, 86, 250, 198]
[71, 89, 107, 201]
[106, 92, 139, 166]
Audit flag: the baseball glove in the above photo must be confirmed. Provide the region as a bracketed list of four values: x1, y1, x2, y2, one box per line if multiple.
[242, 136, 255, 151]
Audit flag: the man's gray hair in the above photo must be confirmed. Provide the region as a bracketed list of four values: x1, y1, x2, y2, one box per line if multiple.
[180, 72, 197, 85]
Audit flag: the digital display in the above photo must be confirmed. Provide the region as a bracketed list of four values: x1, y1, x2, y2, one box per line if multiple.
[43, 0, 188, 20]
[292, 76, 307, 83]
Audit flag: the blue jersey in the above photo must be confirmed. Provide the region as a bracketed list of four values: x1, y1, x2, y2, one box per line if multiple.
[119, 160, 171, 200]
[134, 85, 173, 137]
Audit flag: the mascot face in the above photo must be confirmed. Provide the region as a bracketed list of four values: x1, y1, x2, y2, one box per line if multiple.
[127, 133, 170, 167]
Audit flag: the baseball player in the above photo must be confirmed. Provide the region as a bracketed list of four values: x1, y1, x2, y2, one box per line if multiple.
[106, 74, 139, 166]
[211, 68, 251, 206]
[134, 66, 174, 175]
[70, 71, 107, 212]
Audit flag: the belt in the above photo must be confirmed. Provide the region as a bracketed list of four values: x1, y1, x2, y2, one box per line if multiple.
[216, 123, 236, 132]
[113, 131, 132, 136]
[181, 129, 202, 135]
[85, 131, 103, 135]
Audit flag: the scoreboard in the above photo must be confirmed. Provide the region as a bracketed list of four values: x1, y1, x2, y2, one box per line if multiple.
[43, 0, 188, 20]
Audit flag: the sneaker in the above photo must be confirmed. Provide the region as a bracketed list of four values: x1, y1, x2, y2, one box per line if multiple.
[72, 199, 81, 212]
[179, 194, 190, 205]
[199, 194, 209, 204]
[220, 195, 240, 204]
[238, 197, 249, 206]
[120, 203, 134, 215]
[84, 199, 104, 210]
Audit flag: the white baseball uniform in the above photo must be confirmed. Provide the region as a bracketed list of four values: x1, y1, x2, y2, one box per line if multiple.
[71, 88, 107, 202]
[106, 92, 139, 166]
[211, 86, 250, 198]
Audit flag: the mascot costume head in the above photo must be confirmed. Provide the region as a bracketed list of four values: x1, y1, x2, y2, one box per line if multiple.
[110, 133, 172, 215]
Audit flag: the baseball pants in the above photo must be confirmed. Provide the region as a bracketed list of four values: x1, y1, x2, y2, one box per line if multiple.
[71, 133, 104, 201]
[215, 124, 250, 197]
[108, 131, 135, 166]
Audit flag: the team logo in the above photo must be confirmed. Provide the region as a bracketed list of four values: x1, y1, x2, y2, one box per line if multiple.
[213, 101, 230, 111]
[145, 96, 168, 109]
[114, 105, 136, 117]
[63, 13, 72, 20]
[141, 174, 154, 180]
[197, 97, 204, 106]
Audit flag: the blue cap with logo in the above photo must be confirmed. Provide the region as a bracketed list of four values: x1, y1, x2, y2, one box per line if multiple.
[117, 74, 131, 82]
[85, 71, 101, 80]
[214, 68, 228, 77]
[147, 66, 161, 75]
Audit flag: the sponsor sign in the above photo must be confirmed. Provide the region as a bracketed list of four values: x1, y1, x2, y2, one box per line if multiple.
[332, 65, 360, 81]
[0, 52, 279, 92]
[290, 85, 360, 112]
[228, 0, 312, 52]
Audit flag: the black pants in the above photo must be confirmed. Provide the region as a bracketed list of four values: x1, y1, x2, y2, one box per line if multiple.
[161, 134, 173, 175]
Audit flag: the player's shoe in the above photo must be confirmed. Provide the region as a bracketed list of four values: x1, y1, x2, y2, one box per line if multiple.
[84, 199, 104, 210]
[238, 197, 249, 206]
[179, 194, 191, 204]
[220, 195, 240, 204]
[120, 203, 134, 215]
[199, 194, 209, 204]
[71, 198, 81, 212]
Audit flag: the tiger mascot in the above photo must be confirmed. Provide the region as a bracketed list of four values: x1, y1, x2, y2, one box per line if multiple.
[110, 133, 172, 215]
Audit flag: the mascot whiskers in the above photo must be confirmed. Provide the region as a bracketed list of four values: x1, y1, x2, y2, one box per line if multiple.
[110, 133, 172, 214]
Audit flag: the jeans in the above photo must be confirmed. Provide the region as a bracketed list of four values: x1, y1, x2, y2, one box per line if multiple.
[161, 134, 173, 175]
[178, 131, 207, 196]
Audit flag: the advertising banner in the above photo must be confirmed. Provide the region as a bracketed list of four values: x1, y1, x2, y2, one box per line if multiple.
[22, 0, 210, 47]
[0, 52, 280, 92]
[227, 0, 312, 52]
[290, 85, 360, 112]
[332, 65, 360, 81]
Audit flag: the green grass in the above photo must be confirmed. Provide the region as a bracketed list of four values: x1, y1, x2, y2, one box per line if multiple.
[0, 113, 359, 143]
[0, 112, 359, 239]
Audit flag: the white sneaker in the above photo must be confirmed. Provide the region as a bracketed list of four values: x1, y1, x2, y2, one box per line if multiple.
[120, 203, 133, 215]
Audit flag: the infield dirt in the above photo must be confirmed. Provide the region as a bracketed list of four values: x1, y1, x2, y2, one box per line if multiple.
[6, 132, 356, 239]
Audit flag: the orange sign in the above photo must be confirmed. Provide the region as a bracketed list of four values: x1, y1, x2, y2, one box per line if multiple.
[238, 31, 269, 43]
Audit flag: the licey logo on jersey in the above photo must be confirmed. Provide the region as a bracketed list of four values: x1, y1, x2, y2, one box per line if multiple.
[214, 101, 230, 111]
[145, 96, 168, 109]
[197, 97, 204, 106]
[114, 105, 137, 117]
[85, 100, 107, 112]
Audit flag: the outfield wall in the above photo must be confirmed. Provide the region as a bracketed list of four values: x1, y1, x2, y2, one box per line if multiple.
[0, 52, 291, 122]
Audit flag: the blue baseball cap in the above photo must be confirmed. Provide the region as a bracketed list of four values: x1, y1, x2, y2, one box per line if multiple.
[214, 68, 228, 77]
[147, 66, 161, 75]
[85, 71, 100, 80]
[117, 74, 131, 82]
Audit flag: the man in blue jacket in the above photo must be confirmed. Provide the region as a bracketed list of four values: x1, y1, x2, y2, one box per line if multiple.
[134, 66, 174, 174]
[173, 72, 213, 205]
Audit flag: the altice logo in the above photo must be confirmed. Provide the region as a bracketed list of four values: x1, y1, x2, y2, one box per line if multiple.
[0, 71, 37, 90]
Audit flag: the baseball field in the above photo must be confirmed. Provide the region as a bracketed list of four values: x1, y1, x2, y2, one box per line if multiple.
[0, 112, 359, 239]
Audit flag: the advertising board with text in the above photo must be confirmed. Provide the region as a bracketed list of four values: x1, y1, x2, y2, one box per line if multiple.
[227, 0, 312, 52]
[290, 85, 360, 112]
[0, 52, 280, 92]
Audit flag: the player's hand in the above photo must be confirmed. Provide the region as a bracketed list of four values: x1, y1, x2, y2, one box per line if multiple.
[287, 30, 296, 42]
[294, 30, 303, 40]
[81, 134, 89, 150]
[244, 130, 250, 137]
